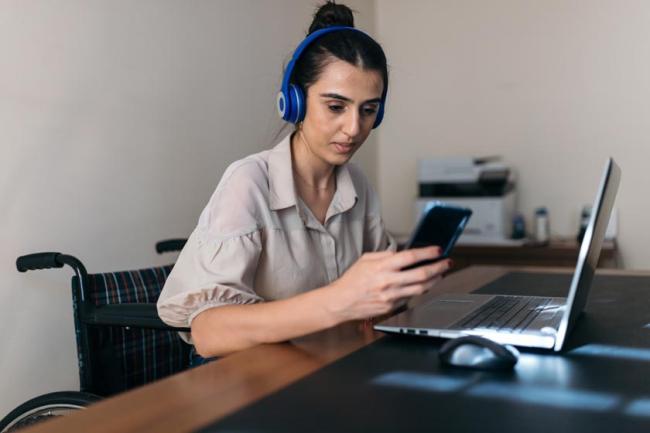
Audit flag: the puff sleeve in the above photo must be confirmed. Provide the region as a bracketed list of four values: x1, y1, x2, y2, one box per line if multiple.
[157, 160, 269, 329]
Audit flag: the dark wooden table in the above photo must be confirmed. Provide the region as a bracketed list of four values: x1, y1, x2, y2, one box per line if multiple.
[23, 265, 647, 433]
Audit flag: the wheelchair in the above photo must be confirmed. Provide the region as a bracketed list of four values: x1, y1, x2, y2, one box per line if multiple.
[0, 239, 189, 432]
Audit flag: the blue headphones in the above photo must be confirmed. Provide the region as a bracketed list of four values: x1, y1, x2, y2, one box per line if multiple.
[277, 26, 386, 129]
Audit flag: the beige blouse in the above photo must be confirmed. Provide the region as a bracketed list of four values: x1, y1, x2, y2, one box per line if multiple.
[157, 133, 396, 330]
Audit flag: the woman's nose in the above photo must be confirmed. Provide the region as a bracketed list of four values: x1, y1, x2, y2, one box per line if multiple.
[342, 111, 361, 138]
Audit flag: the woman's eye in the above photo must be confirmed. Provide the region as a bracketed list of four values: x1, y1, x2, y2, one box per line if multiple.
[363, 106, 378, 115]
[328, 105, 344, 113]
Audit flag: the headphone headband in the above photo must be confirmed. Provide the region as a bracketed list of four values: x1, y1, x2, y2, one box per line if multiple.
[277, 26, 386, 128]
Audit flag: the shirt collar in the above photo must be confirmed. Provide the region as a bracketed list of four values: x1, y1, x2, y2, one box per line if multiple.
[330, 162, 358, 216]
[267, 133, 358, 214]
[268, 134, 297, 211]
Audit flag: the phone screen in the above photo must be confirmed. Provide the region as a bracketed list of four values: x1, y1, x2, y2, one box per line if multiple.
[403, 203, 472, 270]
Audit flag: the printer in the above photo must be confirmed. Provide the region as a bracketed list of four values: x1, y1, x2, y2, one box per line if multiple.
[416, 156, 517, 244]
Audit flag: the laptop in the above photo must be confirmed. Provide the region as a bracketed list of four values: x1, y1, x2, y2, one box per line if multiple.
[375, 158, 621, 351]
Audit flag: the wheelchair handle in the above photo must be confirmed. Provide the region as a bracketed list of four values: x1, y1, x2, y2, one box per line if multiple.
[16, 253, 64, 272]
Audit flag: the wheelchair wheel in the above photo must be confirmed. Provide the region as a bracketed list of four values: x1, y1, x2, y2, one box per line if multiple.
[0, 391, 100, 432]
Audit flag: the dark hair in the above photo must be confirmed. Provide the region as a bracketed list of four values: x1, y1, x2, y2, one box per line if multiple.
[291, 1, 388, 102]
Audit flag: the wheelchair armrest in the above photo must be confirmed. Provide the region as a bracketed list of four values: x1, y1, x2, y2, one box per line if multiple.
[155, 238, 187, 254]
[82, 303, 190, 332]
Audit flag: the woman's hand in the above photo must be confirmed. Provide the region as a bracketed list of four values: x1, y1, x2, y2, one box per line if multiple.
[323, 246, 452, 323]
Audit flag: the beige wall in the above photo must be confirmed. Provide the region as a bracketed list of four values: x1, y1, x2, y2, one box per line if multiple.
[375, 0, 650, 270]
[0, 0, 376, 417]
[5, 0, 649, 418]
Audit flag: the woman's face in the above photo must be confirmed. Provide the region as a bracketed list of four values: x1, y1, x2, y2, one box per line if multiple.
[300, 59, 384, 167]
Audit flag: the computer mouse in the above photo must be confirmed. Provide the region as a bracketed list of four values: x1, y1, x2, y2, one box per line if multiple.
[438, 335, 519, 371]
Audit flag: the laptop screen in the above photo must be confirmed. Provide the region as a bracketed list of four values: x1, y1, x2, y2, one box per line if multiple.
[554, 158, 621, 351]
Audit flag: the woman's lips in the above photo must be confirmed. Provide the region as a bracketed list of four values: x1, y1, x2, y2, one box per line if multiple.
[332, 142, 355, 154]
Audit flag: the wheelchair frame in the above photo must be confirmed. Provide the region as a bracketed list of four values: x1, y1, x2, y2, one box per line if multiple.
[1, 238, 188, 432]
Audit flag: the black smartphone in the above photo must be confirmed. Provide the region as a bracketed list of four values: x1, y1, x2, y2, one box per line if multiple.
[402, 202, 472, 270]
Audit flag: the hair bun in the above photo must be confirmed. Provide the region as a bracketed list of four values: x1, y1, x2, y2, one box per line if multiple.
[308, 1, 355, 34]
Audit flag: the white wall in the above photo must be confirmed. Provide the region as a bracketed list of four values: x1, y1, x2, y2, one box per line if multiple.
[0, 0, 376, 417]
[376, 0, 650, 270]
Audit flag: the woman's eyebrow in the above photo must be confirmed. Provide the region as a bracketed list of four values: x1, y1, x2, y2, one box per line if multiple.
[319, 93, 382, 104]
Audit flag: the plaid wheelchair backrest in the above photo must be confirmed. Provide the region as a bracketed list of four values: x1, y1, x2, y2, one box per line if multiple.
[72, 265, 191, 395]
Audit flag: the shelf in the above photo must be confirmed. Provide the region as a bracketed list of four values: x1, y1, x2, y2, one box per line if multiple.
[394, 235, 619, 271]
[451, 238, 618, 270]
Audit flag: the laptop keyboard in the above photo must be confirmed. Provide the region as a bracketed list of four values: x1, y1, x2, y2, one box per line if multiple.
[451, 295, 553, 333]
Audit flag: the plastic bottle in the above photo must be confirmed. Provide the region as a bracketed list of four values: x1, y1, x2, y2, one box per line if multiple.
[534, 207, 550, 244]
[511, 213, 526, 239]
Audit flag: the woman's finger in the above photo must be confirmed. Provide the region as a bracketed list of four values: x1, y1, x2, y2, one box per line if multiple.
[383, 246, 442, 271]
[421, 275, 443, 292]
[362, 250, 395, 261]
[383, 274, 445, 302]
[389, 259, 451, 286]
[383, 283, 427, 302]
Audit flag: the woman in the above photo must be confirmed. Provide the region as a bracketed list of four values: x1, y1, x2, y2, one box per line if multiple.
[157, 1, 451, 359]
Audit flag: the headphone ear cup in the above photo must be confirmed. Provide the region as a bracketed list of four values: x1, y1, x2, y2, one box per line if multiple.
[277, 91, 288, 120]
[288, 83, 305, 124]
